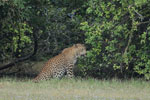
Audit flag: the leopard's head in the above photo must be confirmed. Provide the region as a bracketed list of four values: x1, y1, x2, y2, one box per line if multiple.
[62, 43, 86, 59]
[73, 43, 86, 58]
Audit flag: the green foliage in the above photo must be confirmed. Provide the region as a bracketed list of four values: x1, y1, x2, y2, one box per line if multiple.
[0, 0, 150, 80]
[0, 0, 33, 60]
[0, 0, 85, 62]
[134, 26, 150, 80]
[11, 23, 32, 52]
[79, 0, 150, 79]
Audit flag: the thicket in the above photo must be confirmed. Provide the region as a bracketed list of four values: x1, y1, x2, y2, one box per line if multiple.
[0, 0, 150, 80]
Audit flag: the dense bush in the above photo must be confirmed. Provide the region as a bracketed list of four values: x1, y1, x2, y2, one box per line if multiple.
[0, 0, 150, 79]
[0, 0, 33, 60]
[79, 0, 150, 79]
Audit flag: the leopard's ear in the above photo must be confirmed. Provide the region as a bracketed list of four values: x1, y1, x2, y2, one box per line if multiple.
[73, 44, 78, 48]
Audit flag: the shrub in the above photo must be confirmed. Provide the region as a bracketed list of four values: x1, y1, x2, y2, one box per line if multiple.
[79, 0, 150, 79]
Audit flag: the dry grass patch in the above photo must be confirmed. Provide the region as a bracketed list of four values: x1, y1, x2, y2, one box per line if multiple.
[0, 77, 149, 100]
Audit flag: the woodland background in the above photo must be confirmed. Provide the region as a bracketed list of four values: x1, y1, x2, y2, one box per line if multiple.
[0, 0, 150, 80]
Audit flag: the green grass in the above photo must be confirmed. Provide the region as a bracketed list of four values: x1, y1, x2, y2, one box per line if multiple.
[0, 77, 149, 100]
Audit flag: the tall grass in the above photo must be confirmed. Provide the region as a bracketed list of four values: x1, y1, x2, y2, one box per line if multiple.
[0, 77, 149, 100]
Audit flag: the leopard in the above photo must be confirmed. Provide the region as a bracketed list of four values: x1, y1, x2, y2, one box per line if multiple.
[33, 43, 86, 82]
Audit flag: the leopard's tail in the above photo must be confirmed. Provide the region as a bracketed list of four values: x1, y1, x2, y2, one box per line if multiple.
[32, 73, 50, 83]
[32, 73, 44, 83]
[32, 76, 40, 83]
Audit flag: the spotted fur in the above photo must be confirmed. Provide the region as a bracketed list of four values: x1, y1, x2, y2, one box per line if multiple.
[33, 44, 86, 82]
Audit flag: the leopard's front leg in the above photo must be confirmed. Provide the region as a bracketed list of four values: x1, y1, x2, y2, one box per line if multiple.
[66, 64, 74, 78]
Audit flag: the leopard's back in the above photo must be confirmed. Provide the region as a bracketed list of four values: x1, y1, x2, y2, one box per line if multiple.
[33, 54, 66, 82]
